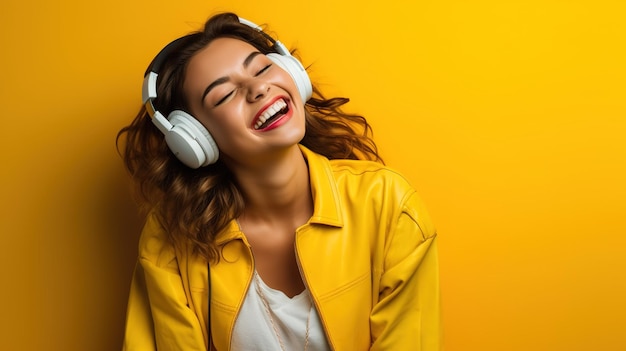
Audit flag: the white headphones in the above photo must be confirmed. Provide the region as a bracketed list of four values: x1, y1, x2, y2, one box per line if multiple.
[142, 17, 313, 168]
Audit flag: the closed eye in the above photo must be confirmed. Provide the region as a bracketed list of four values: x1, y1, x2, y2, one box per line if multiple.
[256, 64, 272, 76]
[214, 91, 234, 107]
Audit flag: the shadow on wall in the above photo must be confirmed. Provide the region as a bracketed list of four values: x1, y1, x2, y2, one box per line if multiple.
[34, 135, 145, 350]
[80, 161, 144, 350]
[94, 165, 145, 349]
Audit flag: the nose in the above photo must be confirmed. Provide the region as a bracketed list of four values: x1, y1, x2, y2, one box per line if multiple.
[246, 78, 270, 102]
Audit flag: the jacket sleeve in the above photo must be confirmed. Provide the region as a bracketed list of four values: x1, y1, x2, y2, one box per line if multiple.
[370, 191, 442, 351]
[122, 215, 207, 351]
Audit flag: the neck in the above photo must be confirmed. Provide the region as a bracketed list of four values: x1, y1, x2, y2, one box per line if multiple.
[228, 145, 313, 227]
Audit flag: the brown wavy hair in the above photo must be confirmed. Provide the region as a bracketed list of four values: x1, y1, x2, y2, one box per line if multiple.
[117, 12, 382, 262]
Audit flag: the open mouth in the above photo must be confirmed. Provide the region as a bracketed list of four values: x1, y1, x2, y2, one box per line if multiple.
[254, 98, 290, 130]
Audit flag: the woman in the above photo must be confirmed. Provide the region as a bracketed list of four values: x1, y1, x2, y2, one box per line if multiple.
[119, 12, 441, 351]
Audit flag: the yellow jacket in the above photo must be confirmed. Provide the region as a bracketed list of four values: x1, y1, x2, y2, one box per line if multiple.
[123, 146, 441, 350]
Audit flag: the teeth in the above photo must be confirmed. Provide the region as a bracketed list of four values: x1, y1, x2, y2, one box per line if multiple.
[255, 99, 287, 129]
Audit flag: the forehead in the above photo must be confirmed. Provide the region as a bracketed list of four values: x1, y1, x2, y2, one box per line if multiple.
[187, 37, 259, 79]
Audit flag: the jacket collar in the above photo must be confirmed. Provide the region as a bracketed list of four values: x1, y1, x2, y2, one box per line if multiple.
[215, 145, 344, 245]
[299, 144, 344, 227]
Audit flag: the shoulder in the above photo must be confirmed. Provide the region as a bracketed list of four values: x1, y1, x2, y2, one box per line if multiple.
[329, 159, 436, 239]
[330, 158, 405, 177]
[330, 158, 415, 196]
[303, 145, 415, 199]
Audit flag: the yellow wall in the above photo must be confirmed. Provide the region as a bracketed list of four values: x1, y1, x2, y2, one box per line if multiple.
[2, 0, 624, 350]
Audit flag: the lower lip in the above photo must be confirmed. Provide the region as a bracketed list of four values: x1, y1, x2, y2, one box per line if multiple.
[256, 104, 294, 132]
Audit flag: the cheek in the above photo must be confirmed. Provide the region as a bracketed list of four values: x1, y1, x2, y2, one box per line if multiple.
[201, 101, 244, 128]
[201, 105, 249, 145]
[283, 73, 301, 100]
[269, 68, 300, 102]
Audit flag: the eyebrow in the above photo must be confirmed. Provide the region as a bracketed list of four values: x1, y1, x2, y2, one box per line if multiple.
[200, 51, 263, 103]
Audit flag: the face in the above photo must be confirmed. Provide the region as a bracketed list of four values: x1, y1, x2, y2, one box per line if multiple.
[183, 37, 306, 167]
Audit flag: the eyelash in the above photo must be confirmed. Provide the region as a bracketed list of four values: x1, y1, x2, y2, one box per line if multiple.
[256, 64, 272, 76]
[215, 92, 232, 106]
[214, 64, 273, 107]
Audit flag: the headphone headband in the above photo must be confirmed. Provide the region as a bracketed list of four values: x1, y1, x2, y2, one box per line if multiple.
[142, 17, 289, 106]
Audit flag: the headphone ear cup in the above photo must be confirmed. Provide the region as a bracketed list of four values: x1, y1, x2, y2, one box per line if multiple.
[266, 53, 312, 103]
[166, 110, 219, 168]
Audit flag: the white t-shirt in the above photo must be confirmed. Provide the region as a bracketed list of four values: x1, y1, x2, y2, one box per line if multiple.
[231, 271, 331, 351]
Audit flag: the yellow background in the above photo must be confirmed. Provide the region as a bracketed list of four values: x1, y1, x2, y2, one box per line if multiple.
[1, 0, 624, 350]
